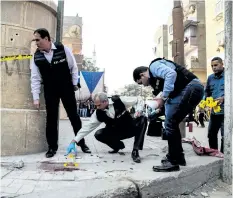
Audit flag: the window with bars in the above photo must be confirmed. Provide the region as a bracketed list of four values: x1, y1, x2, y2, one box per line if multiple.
[216, 30, 224, 45]
[158, 37, 161, 44]
[169, 24, 173, 35]
[215, 0, 224, 16]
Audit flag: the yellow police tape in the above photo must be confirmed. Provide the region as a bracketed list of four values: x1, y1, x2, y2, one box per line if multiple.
[0, 55, 32, 62]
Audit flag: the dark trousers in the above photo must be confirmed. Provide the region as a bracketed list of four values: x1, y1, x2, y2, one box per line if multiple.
[94, 116, 147, 151]
[208, 114, 224, 153]
[164, 80, 204, 161]
[44, 88, 85, 150]
[198, 112, 205, 127]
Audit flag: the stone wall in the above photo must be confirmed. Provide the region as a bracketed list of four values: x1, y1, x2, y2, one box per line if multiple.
[1, 0, 57, 156]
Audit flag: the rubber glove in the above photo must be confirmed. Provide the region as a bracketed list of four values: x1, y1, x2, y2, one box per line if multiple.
[66, 142, 77, 156]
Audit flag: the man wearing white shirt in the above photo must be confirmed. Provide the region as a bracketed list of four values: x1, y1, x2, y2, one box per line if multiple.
[31, 28, 90, 158]
[66, 92, 147, 163]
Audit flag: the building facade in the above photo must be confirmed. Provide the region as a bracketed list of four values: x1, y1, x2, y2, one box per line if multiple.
[154, 25, 168, 58]
[167, 13, 174, 60]
[62, 14, 83, 71]
[182, 0, 207, 83]
[205, 0, 224, 77]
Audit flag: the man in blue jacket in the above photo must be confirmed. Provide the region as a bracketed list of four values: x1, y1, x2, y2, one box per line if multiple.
[205, 57, 224, 153]
[133, 58, 204, 172]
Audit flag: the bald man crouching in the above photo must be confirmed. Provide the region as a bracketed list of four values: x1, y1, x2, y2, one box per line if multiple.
[66, 92, 147, 163]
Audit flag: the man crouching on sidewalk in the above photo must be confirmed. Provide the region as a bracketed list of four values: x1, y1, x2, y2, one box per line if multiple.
[66, 92, 148, 163]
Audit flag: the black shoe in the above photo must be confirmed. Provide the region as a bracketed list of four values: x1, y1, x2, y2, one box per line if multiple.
[131, 150, 141, 163]
[108, 143, 125, 154]
[153, 161, 180, 172]
[161, 154, 186, 166]
[80, 144, 91, 153]
[45, 149, 56, 158]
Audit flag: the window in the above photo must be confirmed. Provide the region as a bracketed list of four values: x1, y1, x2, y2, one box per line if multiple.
[215, 0, 224, 16]
[169, 24, 173, 35]
[158, 37, 161, 44]
[184, 26, 197, 37]
[216, 30, 224, 44]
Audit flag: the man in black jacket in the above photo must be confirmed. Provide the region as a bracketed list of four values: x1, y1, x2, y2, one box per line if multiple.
[31, 28, 90, 158]
[66, 92, 147, 163]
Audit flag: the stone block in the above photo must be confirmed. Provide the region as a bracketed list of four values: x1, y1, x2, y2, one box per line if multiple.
[40, 172, 54, 181]
[17, 184, 36, 195]
[1, 24, 6, 47]
[0, 178, 14, 187]
[1, 109, 47, 156]
[5, 26, 32, 49]
[0, 1, 22, 26]
[1, 65, 46, 109]
[23, 1, 56, 35]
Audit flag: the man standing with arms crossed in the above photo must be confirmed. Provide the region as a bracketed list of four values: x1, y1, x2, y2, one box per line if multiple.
[31, 28, 91, 158]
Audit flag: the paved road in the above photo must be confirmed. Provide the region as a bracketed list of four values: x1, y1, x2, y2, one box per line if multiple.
[0, 119, 227, 198]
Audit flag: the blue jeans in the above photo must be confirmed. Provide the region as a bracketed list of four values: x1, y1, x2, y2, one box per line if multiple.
[82, 108, 87, 117]
[164, 79, 204, 161]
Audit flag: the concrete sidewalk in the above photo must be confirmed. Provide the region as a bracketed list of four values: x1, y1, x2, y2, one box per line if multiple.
[1, 120, 223, 198]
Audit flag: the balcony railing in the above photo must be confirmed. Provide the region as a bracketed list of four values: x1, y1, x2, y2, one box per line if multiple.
[185, 56, 205, 70]
[184, 37, 198, 54]
[215, 0, 224, 20]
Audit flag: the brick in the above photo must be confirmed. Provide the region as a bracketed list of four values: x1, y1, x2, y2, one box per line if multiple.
[0, 178, 14, 187]
[4, 170, 23, 179]
[8, 182, 23, 190]
[11, 179, 37, 186]
[52, 172, 64, 180]
[17, 184, 35, 195]
[33, 181, 50, 192]
[18, 171, 37, 179]
[62, 172, 75, 181]
[0, 168, 12, 179]
[27, 173, 42, 180]
[40, 172, 54, 180]
[1, 184, 22, 194]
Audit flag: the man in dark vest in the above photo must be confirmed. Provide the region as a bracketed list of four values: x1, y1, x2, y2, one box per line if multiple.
[31, 28, 91, 158]
[66, 92, 148, 163]
[133, 58, 204, 172]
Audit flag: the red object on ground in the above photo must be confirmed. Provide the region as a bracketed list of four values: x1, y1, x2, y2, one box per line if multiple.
[189, 123, 193, 132]
[182, 137, 224, 158]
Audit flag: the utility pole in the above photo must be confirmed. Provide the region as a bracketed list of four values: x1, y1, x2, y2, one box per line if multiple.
[223, 0, 232, 185]
[56, 0, 65, 42]
[172, 0, 186, 138]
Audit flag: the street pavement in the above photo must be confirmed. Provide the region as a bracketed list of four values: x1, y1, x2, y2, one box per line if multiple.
[0, 120, 228, 198]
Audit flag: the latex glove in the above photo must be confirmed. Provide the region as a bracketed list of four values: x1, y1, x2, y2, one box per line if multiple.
[66, 142, 77, 156]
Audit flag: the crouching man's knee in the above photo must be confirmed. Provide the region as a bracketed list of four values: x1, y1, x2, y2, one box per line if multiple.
[94, 130, 103, 141]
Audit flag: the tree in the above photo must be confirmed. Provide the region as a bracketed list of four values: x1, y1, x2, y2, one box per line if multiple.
[82, 58, 100, 72]
[118, 84, 153, 100]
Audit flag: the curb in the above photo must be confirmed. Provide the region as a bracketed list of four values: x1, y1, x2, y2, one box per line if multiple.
[19, 158, 223, 198]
